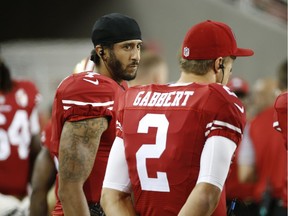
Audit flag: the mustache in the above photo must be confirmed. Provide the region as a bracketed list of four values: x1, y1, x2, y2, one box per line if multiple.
[129, 61, 139, 66]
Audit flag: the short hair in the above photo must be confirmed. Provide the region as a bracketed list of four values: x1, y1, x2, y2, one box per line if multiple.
[179, 56, 235, 75]
[277, 59, 287, 91]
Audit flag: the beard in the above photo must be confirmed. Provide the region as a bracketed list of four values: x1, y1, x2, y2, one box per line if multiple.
[106, 51, 138, 82]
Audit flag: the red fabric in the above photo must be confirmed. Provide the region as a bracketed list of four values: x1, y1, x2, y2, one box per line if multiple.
[51, 72, 126, 215]
[250, 107, 287, 205]
[273, 92, 287, 149]
[226, 146, 255, 201]
[0, 80, 39, 197]
[116, 82, 246, 216]
[182, 20, 253, 60]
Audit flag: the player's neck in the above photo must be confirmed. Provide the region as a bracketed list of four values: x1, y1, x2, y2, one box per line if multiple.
[176, 70, 216, 84]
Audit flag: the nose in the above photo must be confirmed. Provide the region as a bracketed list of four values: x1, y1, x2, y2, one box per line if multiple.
[131, 48, 141, 62]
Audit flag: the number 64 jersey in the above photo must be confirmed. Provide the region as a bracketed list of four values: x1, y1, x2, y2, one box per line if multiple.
[115, 82, 246, 216]
[0, 80, 40, 197]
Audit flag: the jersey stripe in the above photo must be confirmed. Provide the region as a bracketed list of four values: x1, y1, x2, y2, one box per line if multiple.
[205, 120, 242, 137]
[62, 99, 114, 107]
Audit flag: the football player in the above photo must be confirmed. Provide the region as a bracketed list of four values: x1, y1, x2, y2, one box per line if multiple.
[101, 20, 254, 216]
[50, 13, 142, 216]
[0, 58, 41, 215]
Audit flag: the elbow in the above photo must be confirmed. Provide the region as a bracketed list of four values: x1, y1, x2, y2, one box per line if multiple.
[58, 183, 75, 204]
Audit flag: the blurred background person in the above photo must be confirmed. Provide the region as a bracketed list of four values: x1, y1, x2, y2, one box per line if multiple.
[225, 76, 257, 216]
[273, 60, 287, 150]
[30, 106, 57, 216]
[72, 56, 95, 74]
[128, 48, 168, 87]
[238, 77, 287, 216]
[0, 57, 41, 215]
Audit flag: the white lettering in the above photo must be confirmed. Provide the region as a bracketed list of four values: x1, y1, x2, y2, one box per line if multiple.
[133, 91, 194, 107]
[139, 91, 152, 106]
[155, 93, 168, 107]
[181, 91, 194, 106]
[148, 92, 161, 106]
[133, 91, 145, 106]
[163, 92, 176, 107]
[171, 91, 184, 106]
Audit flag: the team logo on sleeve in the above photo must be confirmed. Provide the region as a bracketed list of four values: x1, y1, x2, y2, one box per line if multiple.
[234, 103, 244, 113]
[83, 72, 99, 85]
[15, 88, 28, 108]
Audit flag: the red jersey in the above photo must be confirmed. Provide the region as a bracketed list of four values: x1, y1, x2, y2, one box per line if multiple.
[226, 146, 254, 201]
[273, 92, 287, 149]
[51, 72, 127, 215]
[249, 107, 287, 205]
[0, 80, 40, 197]
[116, 83, 246, 216]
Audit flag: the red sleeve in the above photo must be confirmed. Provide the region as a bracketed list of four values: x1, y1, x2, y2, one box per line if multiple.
[205, 84, 246, 146]
[51, 72, 117, 156]
[273, 92, 287, 148]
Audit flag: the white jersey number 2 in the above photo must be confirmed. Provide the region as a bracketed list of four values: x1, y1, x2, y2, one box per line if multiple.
[136, 114, 170, 192]
[0, 110, 31, 160]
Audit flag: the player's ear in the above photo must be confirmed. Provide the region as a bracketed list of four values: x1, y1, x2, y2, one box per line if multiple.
[213, 57, 223, 74]
[95, 45, 104, 58]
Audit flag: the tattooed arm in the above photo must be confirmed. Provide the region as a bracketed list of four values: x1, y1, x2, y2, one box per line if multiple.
[58, 117, 108, 216]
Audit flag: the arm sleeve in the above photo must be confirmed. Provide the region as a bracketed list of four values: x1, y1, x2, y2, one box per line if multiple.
[102, 137, 132, 193]
[196, 136, 236, 191]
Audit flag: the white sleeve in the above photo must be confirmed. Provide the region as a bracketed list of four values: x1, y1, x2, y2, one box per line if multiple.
[102, 136, 132, 193]
[196, 136, 237, 191]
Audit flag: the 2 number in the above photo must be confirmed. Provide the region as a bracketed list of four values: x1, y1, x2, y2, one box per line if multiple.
[136, 114, 170, 192]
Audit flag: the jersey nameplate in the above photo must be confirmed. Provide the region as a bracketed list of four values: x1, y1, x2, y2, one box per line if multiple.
[133, 91, 194, 107]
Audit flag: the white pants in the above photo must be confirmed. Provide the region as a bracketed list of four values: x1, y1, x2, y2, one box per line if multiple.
[0, 194, 29, 216]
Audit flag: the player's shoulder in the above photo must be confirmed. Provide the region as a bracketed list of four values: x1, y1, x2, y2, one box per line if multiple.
[13, 79, 40, 102]
[58, 71, 119, 92]
[207, 83, 241, 103]
[274, 92, 287, 109]
[14, 79, 38, 91]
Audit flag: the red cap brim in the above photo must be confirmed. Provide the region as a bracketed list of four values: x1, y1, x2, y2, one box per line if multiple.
[234, 48, 254, 57]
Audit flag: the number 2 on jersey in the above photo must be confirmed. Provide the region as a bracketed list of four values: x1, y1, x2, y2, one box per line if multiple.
[136, 113, 170, 192]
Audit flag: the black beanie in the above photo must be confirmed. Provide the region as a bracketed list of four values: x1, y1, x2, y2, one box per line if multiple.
[91, 13, 142, 47]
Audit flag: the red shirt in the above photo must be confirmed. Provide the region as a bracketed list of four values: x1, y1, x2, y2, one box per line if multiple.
[249, 107, 287, 205]
[0, 80, 40, 197]
[226, 145, 254, 201]
[273, 92, 287, 150]
[51, 72, 127, 215]
[116, 83, 246, 216]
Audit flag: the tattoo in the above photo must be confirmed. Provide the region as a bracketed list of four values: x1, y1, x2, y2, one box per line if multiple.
[59, 117, 108, 182]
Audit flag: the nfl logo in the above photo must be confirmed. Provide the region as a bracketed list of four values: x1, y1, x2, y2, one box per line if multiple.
[183, 47, 189, 57]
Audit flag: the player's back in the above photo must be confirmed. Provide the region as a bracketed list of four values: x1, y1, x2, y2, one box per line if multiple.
[0, 80, 40, 197]
[119, 82, 245, 216]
